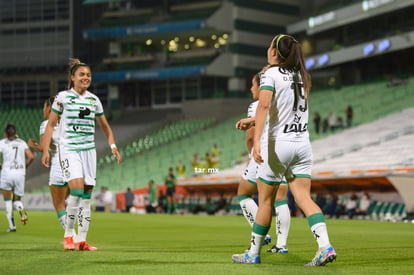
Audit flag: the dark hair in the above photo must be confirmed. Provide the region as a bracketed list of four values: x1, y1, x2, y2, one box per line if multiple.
[273, 34, 311, 98]
[45, 95, 56, 106]
[67, 58, 89, 89]
[5, 123, 17, 139]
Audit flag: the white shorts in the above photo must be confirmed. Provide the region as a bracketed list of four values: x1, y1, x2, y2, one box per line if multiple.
[0, 172, 26, 197]
[257, 139, 312, 184]
[49, 155, 66, 187]
[59, 148, 97, 186]
[242, 158, 258, 184]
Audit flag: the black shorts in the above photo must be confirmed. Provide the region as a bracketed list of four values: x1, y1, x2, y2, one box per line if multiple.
[166, 187, 175, 196]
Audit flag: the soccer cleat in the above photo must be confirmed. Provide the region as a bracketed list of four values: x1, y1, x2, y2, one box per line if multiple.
[63, 236, 75, 250]
[232, 253, 260, 264]
[263, 234, 272, 245]
[6, 228, 16, 232]
[266, 245, 288, 253]
[76, 241, 97, 251]
[304, 246, 336, 266]
[19, 209, 28, 225]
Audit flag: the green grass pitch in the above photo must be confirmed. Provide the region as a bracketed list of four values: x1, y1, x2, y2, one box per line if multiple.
[1, 211, 413, 274]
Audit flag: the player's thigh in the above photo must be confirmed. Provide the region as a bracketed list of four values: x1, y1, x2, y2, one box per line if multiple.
[13, 175, 25, 197]
[60, 151, 83, 184]
[49, 158, 66, 187]
[81, 149, 97, 187]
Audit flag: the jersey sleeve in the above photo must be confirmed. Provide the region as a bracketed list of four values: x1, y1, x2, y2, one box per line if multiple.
[52, 92, 64, 115]
[247, 102, 254, 118]
[247, 101, 258, 118]
[39, 120, 48, 137]
[94, 96, 104, 116]
[260, 69, 276, 92]
[21, 139, 29, 151]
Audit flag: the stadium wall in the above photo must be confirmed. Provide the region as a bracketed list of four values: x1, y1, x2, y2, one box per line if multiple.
[388, 175, 414, 214]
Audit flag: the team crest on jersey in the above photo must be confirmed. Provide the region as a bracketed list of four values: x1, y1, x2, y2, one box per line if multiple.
[88, 97, 96, 105]
[294, 114, 301, 123]
[64, 169, 70, 179]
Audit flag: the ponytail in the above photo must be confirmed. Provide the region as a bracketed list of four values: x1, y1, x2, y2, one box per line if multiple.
[274, 34, 312, 98]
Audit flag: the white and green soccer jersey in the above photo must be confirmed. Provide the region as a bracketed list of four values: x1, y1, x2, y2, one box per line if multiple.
[39, 119, 59, 158]
[52, 88, 104, 152]
[260, 66, 309, 141]
[247, 101, 258, 118]
[0, 138, 29, 176]
[247, 100, 270, 145]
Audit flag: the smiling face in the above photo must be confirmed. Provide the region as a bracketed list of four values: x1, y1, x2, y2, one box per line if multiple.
[71, 66, 91, 94]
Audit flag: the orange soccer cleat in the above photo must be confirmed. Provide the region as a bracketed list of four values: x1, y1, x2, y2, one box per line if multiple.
[76, 241, 97, 251]
[63, 236, 75, 250]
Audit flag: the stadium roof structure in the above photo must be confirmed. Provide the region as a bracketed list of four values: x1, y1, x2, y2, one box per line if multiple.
[83, 19, 208, 40]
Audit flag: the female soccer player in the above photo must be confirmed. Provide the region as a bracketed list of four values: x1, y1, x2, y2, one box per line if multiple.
[28, 96, 70, 230]
[0, 124, 34, 232]
[41, 58, 122, 251]
[232, 34, 336, 266]
[235, 73, 290, 253]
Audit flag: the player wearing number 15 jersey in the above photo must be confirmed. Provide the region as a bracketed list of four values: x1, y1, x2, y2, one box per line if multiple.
[232, 34, 336, 266]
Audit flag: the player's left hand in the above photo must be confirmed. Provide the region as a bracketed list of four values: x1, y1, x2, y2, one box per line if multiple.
[235, 118, 253, 130]
[112, 148, 123, 164]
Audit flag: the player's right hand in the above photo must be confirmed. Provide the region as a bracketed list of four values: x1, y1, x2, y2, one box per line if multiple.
[41, 151, 50, 168]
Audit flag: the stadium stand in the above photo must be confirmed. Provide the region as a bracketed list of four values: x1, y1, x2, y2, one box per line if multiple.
[0, 105, 43, 142]
[95, 116, 242, 191]
[312, 107, 414, 171]
[96, 77, 414, 191]
[97, 117, 216, 166]
[308, 77, 414, 138]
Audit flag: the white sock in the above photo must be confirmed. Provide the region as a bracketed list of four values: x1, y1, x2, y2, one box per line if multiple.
[13, 200, 24, 211]
[239, 197, 258, 228]
[64, 195, 80, 238]
[275, 203, 290, 248]
[77, 199, 91, 243]
[311, 222, 331, 251]
[248, 232, 263, 257]
[58, 215, 66, 230]
[5, 201, 15, 229]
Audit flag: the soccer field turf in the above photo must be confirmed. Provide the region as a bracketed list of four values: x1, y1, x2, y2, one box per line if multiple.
[1, 211, 413, 275]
